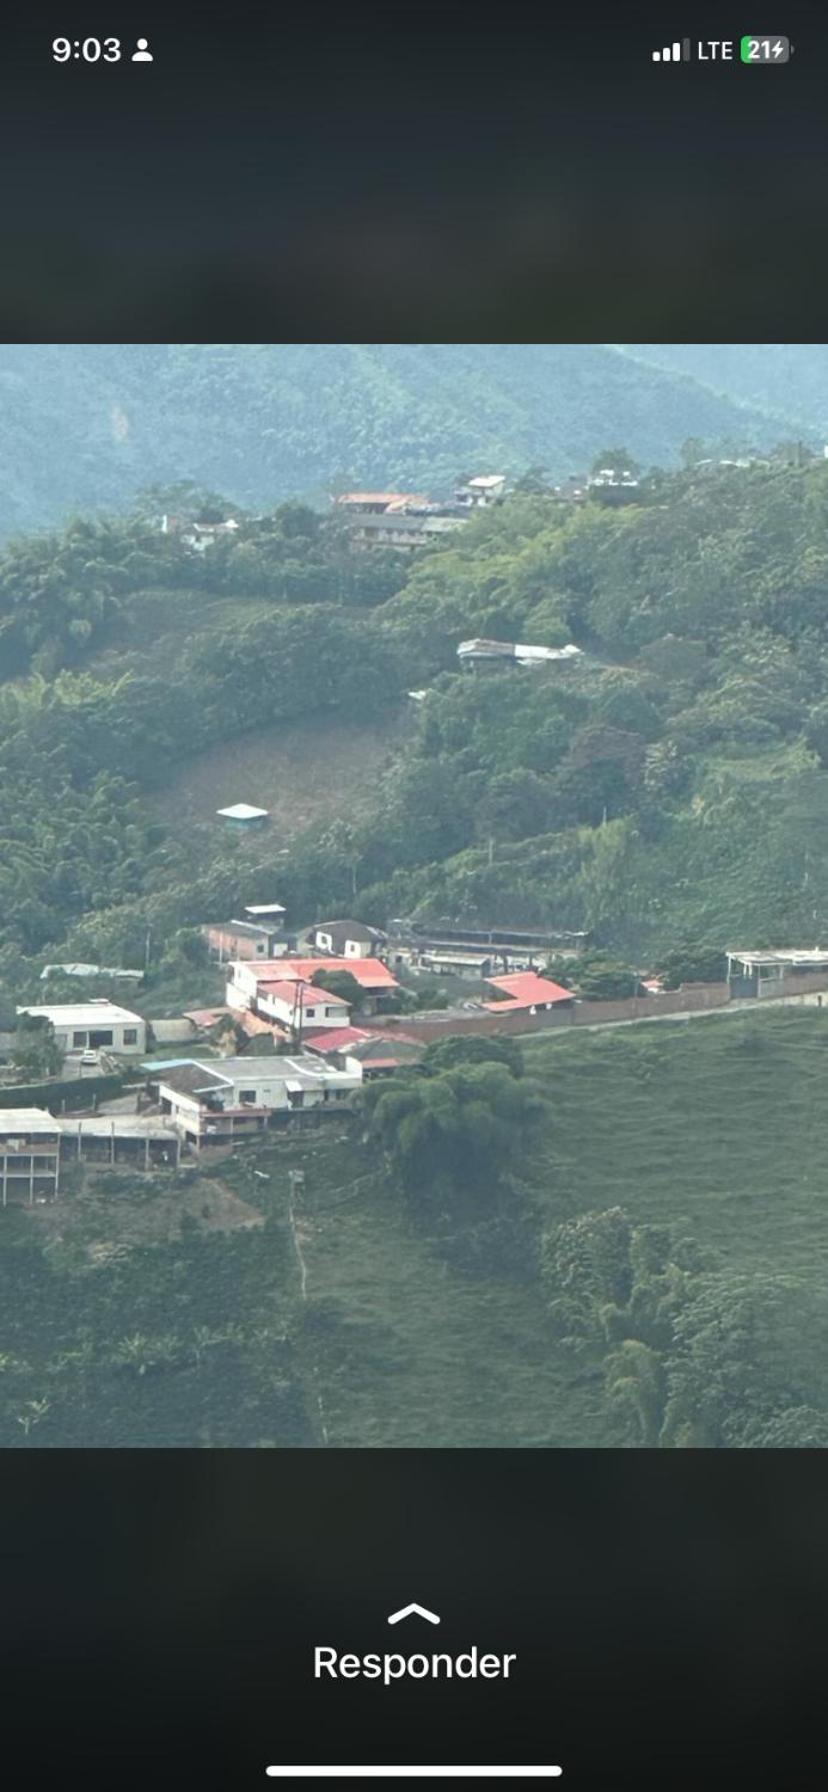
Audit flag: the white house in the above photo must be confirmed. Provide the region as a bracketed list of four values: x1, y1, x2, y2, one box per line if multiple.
[455, 473, 507, 508]
[306, 919, 387, 959]
[155, 1054, 361, 1148]
[255, 979, 351, 1033]
[16, 1000, 147, 1057]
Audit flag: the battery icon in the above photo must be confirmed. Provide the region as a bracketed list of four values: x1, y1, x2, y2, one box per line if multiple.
[740, 35, 791, 62]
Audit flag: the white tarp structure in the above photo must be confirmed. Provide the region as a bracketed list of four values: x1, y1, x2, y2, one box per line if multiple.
[457, 638, 583, 666]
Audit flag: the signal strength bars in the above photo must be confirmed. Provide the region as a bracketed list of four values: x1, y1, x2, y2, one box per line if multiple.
[652, 39, 691, 61]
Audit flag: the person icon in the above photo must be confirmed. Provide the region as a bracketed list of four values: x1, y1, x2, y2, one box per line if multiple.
[131, 38, 153, 61]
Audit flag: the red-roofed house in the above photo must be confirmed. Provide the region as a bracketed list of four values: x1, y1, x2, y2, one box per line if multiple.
[234, 956, 398, 993]
[305, 1025, 423, 1079]
[335, 492, 428, 515]
[483, 971, 574, 1013]
[228, 956, 400, 1021]
[255, 980, 351, 1033]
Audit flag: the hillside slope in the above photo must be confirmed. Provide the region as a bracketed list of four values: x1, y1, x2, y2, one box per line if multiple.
[621, 344, 828, 436]
[0, 343, 787, 538]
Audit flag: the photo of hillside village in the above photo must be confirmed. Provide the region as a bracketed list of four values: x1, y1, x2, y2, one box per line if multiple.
[5, 343, 828, 1448]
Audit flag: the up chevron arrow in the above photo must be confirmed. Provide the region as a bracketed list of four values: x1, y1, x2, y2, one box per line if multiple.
[386, 1603, 441, 1626]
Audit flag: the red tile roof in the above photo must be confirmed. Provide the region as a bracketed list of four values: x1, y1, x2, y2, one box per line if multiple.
[484, 971, 573, 1011]
[337, 492, 426, 508]
[248, 957, 399, 992]
[304, 1026, 372, 1054]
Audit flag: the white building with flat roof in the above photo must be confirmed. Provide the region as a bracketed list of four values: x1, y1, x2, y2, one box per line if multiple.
[155, 1053, 361, 1147]
[0, 1109, 61, 1205]
[16, 1000, 146, 1057]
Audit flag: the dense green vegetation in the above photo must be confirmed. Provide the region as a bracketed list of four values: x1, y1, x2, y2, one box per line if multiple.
[623, 344, 828, 437]
[20, 1008, 812, 1450]
[0, 1180, 310, 1447]
[4, 429, 828, 1448]
[6, 452, 828, 997]
[0, 343, 793, 539]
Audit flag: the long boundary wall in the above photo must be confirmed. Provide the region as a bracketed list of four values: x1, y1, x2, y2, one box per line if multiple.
[364, 982, 733, 1045]
[363, 972, 828, 1046]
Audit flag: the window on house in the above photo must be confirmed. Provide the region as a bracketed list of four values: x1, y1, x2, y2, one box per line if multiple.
[239, 1089, 257, 1104]
[305, 1007, 316, 1018]
[123, 1028, 138, 1045]
[73, 1031, 86, 1047]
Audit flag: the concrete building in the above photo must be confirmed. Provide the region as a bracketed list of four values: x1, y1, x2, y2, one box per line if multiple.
[306, 919, 387, 959]
[417, 951, 494, 980]
[204, 918, 289, 961]
[0, 1109, 61, 1205]
[155, 1054, 361, 1148]
[254, 979, 351, 1034]
[455, 474, 507, 508]
[726, 949, 828, 998]
[16, 1000, 146, 1058]
[227, 955, 400, 1020]
[387, 921, 588, 971]
[335, 491, 430, 515]
[0, 1105, 182, 1204]
[333, 491, 466, 549]
[59, 1114, 181, 1171]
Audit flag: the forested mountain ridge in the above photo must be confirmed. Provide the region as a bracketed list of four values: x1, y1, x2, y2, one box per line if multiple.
[3, 451, 828, 1005]
[0, 342, 791, 538]
[621, 344, 828, 437]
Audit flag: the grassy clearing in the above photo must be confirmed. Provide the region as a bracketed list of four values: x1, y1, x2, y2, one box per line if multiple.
[220, 1128, 606, 1448]
[143, 711, 407, 840]
[523, 1007, 828, 1281]
[228, 1009, 828, 1447]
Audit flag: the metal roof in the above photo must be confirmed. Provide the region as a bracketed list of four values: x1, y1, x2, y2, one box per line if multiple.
[728, 949, 828, 968]
[216, 803, 269, 820]
[58, 1116, 179, 1140]
[18, 1000, 143, 1027]
[0, 1107, 62, 1135]
[484, 971, 574, 1010]
[243, 956, 399, 991]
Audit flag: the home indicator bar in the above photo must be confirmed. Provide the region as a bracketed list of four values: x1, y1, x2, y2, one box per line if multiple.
[265, 1771, 563, 1781]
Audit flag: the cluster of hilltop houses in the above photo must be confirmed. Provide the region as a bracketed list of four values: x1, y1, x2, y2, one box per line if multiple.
[155, 466, 643, 568]
[332, 466, 640, 549]
[6, 930, 828, 1201]
[0, 916, 587, 1193]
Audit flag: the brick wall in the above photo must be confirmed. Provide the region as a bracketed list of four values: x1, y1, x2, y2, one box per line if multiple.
[363, 981, 733, 1045]
[754, 969, 828, 1001]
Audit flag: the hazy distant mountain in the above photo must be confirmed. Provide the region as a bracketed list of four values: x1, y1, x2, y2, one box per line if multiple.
[620, 345, 828, 438]
[0, 343, 793, 538]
